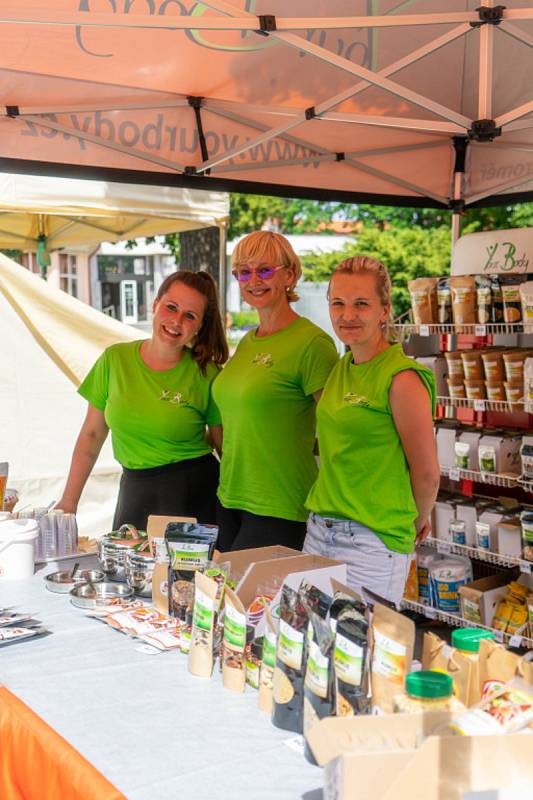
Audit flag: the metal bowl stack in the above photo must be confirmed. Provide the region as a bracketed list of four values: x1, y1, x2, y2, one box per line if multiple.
[124, 551, 156, 598]
[45, 569, 105, 594]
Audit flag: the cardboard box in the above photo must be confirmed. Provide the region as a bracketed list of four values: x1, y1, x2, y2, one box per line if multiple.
[416, 355, 448, 396]
[436, 426, 458, 470]
[497, 517, 523, 557]
[478, 433, 522, 475]
[307, 715, 533, 800]
[433, 500, 455, 541]
[214, 545, 301, 583]
[459, 571, 518, 627]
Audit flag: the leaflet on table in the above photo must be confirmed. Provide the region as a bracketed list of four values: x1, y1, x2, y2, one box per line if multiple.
[0, 626, 50, 646]
[103, 606, 179, 637]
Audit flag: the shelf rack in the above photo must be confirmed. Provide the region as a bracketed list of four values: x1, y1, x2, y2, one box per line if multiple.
[423, 536, 532, 574]
[400, 598, 533, 650]
[436, 396, 525, 413]
[441, 466, 522, 490]
[394, 322, 525, 337]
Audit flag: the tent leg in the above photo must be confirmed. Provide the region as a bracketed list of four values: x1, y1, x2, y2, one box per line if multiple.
[451, 211, 462, 244]
[218, 221, 227, 323]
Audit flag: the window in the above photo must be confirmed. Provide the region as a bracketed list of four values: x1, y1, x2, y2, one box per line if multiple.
[59, 253, 78, 297]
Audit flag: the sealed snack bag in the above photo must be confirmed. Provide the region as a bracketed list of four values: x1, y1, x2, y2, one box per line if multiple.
[303, 612, 335, 764]
[371, 602, 415, 714]
[166, 523, 218, 620]
[408, 277, 438, 325]
[258, 609, 277, 714]
[334, 602, 370, 717]
[222, 588, 247, 693]
[188, 571, 218, 678]
[272, 585, 310, 733]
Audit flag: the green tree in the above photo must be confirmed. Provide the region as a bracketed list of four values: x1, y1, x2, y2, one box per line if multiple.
[301, 226, 452, 318]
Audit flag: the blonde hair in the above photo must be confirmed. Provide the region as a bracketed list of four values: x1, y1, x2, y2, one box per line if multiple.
[232, 231, 301, 303]
[330, 256, 397, 343]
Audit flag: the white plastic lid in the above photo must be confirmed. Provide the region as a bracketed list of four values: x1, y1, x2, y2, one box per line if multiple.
[0, 519, 39, 540]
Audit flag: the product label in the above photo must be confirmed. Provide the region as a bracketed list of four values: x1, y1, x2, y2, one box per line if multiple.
[277, 619, 304, 670]
[462, 597, 481, 623]
[417, 565, 430, 599]
[223, 604, 246, 649]
[434, 578, 465, 613]
[334, 632, 363, 685]
[479, 445, 496, 473]
[450, 522, 466, 545]
[192, 588, 214, 632]
[476, 522, 491, 551]
[152, 537, 169, 563]
[455, 442, 470, 469]
[305, 640, 329, 698]
[371, 630, 407, 685]
[262, 629, 277, 668]
[411, 290, 429, 306]
[168, 541, 210, 569]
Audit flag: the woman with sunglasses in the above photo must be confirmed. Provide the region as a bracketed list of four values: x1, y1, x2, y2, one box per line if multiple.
[304, 257, 439, 606]
[212, 231, 338, 552]
[57, 271, 228, 530]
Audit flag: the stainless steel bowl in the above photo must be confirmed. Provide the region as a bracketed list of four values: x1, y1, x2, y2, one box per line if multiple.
[124, 552, 156, 598]
[70, 581, 134, 609]
[45, 569, 105, 594]
[97, 536, 140, 582]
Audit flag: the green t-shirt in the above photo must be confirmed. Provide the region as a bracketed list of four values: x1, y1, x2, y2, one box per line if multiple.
[78, 341, 221, 469]
[306, 344, 436, 553]
[212, 317, 338, 522]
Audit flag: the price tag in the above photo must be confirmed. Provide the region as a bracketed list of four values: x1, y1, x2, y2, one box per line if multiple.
[509, 634, 522, 649]
[437, 541, 452, 555]
[473, 399, 485, 412]
[449, 468, 460, 482]
[424, 606, 437, 619]
[419, 324, 430, 337]
[493, 629, 504, 643]
[475, 324, 486, 336]
[520, 560, 532, 574]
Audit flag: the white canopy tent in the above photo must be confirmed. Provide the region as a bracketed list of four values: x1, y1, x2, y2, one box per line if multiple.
[0, 2, 531, 223]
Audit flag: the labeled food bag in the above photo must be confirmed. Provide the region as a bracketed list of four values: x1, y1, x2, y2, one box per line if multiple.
[222, 588, 247, 693]
[370, 602, 415, 714]
[521, 510, 533, 562]
[303, 612, 335, 764]
[450, 275, 476, 330]
[501, 275, 523, 324]
[165, 523, 218, 619]
[408, 277, 438, 325]
[333, 602, 370, 717]
[422, 631, 477, 707]
[258, 609, 277, 714]
[188, 571, 218, 678]
[271, 585, 310, 733]
[437, 276, 452, 324]
[429, 555, 473, 613]
[478, 638, 533, 700]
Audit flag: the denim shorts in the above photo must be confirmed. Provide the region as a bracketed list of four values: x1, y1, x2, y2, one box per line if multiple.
[303, 512, 411, 608]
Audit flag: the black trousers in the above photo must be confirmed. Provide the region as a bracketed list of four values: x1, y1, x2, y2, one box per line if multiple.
[112, 454, 219, 531]
[216, 501, 306, 553]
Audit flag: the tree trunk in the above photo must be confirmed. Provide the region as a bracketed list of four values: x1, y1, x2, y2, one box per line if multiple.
[179, 226, 220, 287]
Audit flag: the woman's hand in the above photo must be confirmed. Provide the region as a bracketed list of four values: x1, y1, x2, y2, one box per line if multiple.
[415, 520, 431, 545]
[55, 498, 78, 515]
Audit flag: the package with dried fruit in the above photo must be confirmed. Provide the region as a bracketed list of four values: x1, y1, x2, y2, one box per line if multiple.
[188, 571, 218, 678]
[303, 612, 335, 763]
[222, 587, 247, 692]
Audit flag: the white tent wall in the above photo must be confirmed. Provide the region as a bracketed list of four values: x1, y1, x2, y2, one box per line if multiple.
[0, 3, 532, 211]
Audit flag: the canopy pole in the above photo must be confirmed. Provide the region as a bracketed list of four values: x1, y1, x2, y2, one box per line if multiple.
[219, 220, 227, 322]
[451, 137, 468, 244]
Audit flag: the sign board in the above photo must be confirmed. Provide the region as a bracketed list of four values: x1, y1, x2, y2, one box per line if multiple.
[451, 228, 533, 276]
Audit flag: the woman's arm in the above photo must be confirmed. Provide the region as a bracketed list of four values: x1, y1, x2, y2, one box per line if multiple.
[56, 404, 109, 514]
[389, 370, 440, 544]
[207, 424, 223, 457]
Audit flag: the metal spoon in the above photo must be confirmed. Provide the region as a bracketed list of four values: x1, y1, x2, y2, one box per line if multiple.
[70, 562, 80, 579]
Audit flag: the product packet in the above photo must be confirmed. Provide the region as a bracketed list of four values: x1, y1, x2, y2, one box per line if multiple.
[333, 602, 370, 717]
[408, 277, 438, 325]
[451, 677, 533, 735]
[500, 275, 523, 324]
[429, 555, 473, 613]
[450, 275, 476, 330]
[258, 608, 277, 713]
[303, 612, 335, 764]
[520, 280, 533, 333]
[222, 588, 247, 693]
[437, 276, 452, 324]
[476, 274, 493, 325]
[271, 585, 311, 733]
[370, 602, 415, 714]
[165, 523, 218, 620]
[188, 571, 218, 678]
[478, 638, 533, 699]
[147, 515, 196, 613]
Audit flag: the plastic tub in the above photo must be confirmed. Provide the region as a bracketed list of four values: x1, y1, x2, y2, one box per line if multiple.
[0, 519, 39, 580]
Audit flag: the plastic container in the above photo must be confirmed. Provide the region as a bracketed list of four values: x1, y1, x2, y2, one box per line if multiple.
[0, 519, 39, 580]
[451, 628, 495, 654]
[393, 670, 460, 713]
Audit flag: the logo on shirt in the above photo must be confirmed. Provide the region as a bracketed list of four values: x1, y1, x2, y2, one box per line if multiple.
[252, 353, 274, 368]
[159, 390, 184, 404]
[343, 392, 370, 407]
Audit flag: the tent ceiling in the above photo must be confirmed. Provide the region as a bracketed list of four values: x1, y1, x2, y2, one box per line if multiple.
[0, 2, 532, 209]
[0, 173, 229, 250]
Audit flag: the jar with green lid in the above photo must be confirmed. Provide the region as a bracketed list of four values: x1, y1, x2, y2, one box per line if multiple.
[451, 628, 495, 654]
[393, 670, 464, 714]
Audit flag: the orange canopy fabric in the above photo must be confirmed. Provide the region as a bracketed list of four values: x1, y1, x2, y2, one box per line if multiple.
[0, 686, 125, 800]
[0, 2, 532, 209]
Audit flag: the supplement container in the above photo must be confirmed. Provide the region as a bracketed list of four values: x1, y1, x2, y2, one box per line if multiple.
[393, 670, 461, 713]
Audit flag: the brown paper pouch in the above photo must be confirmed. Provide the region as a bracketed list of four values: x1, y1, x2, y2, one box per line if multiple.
[450, 275, 476, 329]
[188, 571, 217, 678]
[222, 588, 246, 692]
[370, 602, 414, 713]
[408, 277, 438, 325]
[259, 609, 277, 713]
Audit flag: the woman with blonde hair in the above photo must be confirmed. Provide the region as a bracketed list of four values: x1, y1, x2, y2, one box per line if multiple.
[304, 256, 439, 606]
[57, 270, 227, 530]
[213, 231, 338, 551]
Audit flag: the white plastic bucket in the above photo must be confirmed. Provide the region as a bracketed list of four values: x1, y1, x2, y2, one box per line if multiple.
[0, 519, 39, 580]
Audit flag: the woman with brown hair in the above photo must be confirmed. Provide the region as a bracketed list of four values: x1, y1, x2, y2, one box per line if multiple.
[57, 270, 228, 529]
[304, 256, 439, 606]
[213, 231, 338, 552]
